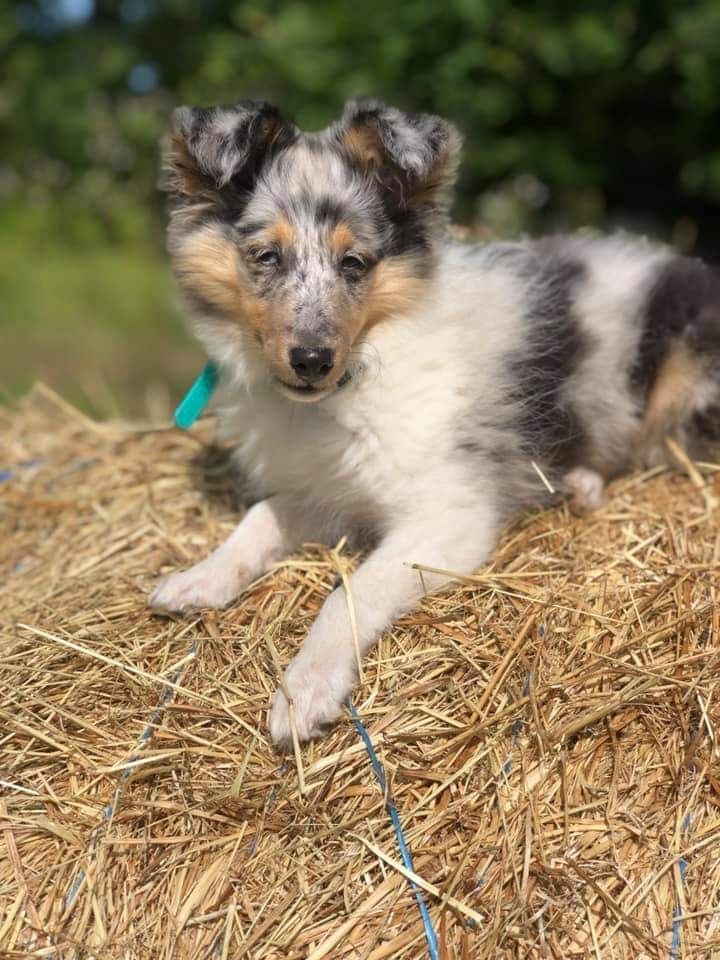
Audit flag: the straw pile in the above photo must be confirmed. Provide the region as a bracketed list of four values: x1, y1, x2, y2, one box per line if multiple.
[2, 384, 720, 960]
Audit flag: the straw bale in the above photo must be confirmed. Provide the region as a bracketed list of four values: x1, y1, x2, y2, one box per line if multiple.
[1, 384, 720, 959]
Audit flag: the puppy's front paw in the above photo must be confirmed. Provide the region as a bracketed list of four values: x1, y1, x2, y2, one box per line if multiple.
[149, 559, 249, 614]
[269, 657, 355, 745]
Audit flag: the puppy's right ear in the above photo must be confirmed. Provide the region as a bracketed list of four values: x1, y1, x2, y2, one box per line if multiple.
[160, 101, 297, 202]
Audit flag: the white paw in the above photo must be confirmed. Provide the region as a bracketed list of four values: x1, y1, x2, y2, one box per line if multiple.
[269, 655, 356, 745]
[564, 466, 605, 513]
[149, 558, 249, 614]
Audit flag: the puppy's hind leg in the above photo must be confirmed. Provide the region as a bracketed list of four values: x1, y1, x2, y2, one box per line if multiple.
[150, 495, 311, 615]
[563, 466, 605, 512]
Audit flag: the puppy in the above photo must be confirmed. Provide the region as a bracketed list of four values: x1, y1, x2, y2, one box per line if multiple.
[150, 98, 720, 744]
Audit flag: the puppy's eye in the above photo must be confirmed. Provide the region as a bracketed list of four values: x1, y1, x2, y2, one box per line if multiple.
[254, 249, 281, 267]
[341, 254, 367, 274]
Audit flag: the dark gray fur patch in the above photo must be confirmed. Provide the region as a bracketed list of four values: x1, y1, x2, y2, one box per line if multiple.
[169, 101, 297, 192]
[633, 256, 720, 396]
[312, 195, 346, 225]
[383, 206, 430, 257]
[456, 429, 520, 466]
[510, 254, 588, 469]
[693, 406, 720, 441]
[235, 217, 274, 237]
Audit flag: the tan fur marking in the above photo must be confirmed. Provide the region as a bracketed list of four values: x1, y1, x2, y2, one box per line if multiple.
[266, 218, 295, 249]
[355, 256, 431, 335]
[638, 343, 707, 465]
[644, 346, 703, 433]
[329, 223, 356, 254]
[175, 227, 270, 335]
[162, 131, 214, 198]
[343, 125, 384, 169]
[410, 146, 457, 209]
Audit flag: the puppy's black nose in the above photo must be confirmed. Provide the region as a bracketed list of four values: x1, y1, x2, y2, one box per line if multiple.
[289, 346, 335, 383]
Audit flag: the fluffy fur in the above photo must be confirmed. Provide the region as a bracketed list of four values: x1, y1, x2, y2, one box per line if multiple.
[151, 98, 720, 745]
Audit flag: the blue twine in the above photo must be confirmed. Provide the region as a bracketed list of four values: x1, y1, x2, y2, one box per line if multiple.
[64, 646, 195, 913]
[501, 670, 531, 778]
[670, 812, 692, 959]
[347, 700, 440, 960]
[0, 458, 43, 484]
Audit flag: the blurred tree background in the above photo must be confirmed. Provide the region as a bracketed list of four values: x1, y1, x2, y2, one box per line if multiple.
[2, 0, 720, 417]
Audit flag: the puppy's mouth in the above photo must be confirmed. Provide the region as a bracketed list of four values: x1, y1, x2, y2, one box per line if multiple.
[273, 370, 353, 403]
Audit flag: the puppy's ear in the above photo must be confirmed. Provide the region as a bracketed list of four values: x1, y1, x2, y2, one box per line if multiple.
[161, 100, 297, 201]
[333, 99, 462, 211]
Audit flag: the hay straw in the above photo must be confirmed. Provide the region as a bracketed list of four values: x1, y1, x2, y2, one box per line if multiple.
[2, 384, 720, 958]
[530, 459, 556, 495]
[265, 634, 306, 796]
[331, 538, 363, 682]
[350, 834, 485, 927]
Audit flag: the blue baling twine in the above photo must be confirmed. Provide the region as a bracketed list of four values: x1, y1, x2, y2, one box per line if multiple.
[62, 646, 439, 956]
[501, 669, 531, 778]
[347, 700, 440, 960]
[64, 646, 196, 912]
[670, 812, 692, 959]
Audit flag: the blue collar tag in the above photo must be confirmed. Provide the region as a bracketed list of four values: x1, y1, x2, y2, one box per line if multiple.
[174, 362, 219, 429]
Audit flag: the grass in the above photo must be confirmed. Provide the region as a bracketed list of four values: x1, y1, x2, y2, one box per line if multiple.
[0, 231, 202, 420]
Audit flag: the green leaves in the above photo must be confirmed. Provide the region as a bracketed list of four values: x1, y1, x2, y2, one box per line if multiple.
[2, 0, 720, 243]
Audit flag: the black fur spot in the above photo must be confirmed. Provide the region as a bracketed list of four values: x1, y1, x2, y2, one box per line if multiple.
[383, 205, 430, 257]
[313, 196, 346, 225]
[235, 217, 273, 237]
[180, 289, 222, 317]
[633, 257, 720, 395]
[694, 406, 720, 441]
[510, 256, 588, 469]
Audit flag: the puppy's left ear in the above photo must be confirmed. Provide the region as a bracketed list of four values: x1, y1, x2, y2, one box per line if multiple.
[333, 99, 462, 211]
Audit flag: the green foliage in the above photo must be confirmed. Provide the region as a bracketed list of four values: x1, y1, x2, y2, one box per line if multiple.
[3, 1, 720, 243]
[0, 229, 198, 418]
[2, 1, 720, 415]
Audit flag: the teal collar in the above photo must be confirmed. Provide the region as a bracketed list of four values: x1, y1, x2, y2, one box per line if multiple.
[174, 362, 219, 429]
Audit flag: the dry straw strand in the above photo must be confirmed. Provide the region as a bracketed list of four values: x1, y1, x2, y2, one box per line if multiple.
[1, 385, 720, 958]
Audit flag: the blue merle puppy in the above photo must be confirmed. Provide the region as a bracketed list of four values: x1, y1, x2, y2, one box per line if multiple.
[150, 98, 720, 744]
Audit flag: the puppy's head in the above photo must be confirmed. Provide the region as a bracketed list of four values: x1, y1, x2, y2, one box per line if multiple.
[161, 99, 461, 401]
